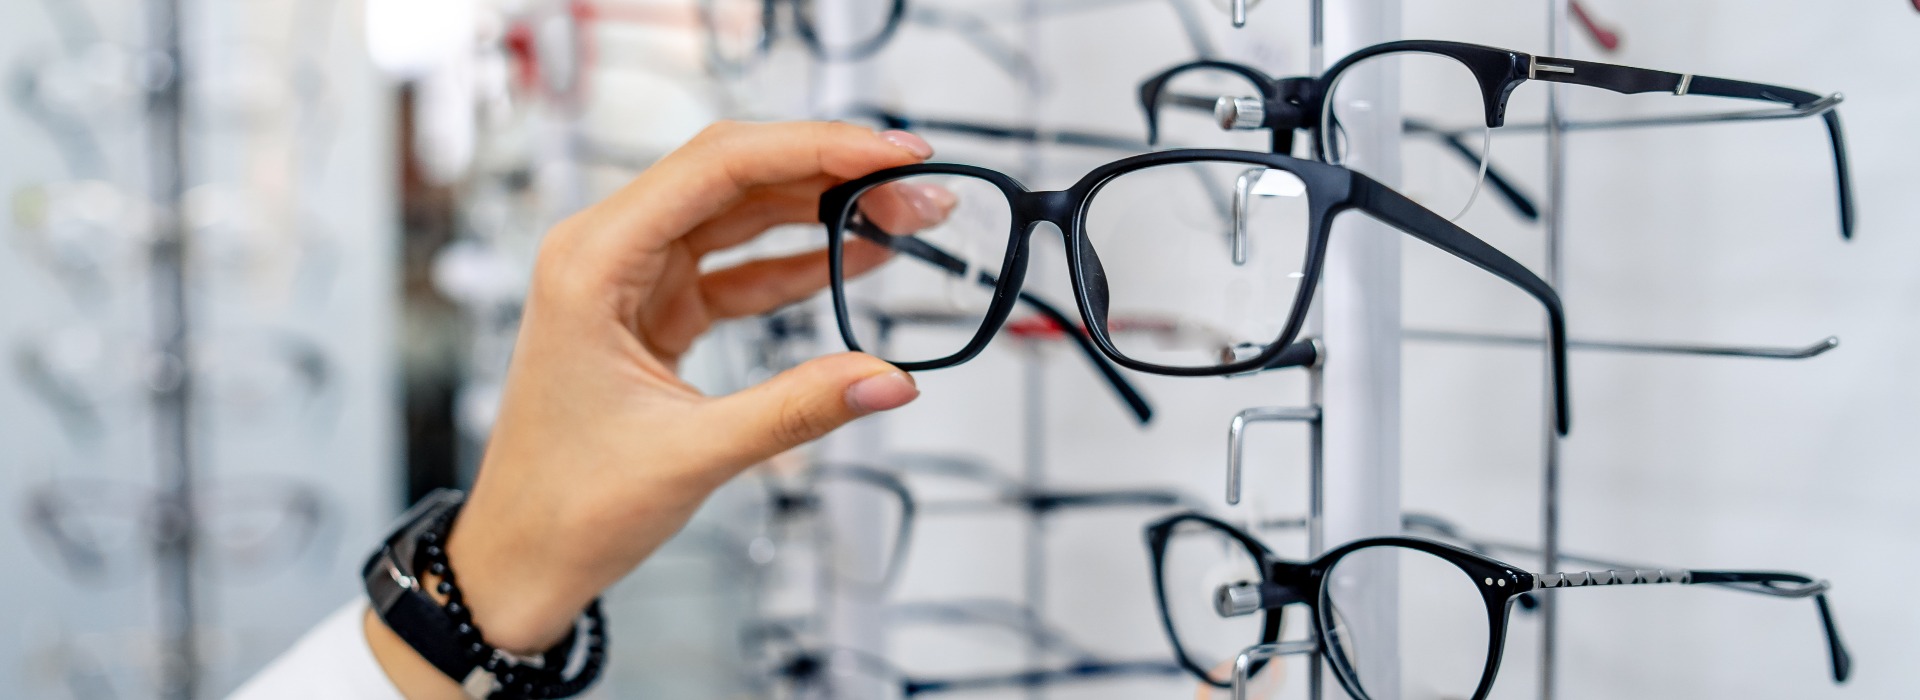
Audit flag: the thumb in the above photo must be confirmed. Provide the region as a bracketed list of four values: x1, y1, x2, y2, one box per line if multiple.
[701, 352, 919, 468]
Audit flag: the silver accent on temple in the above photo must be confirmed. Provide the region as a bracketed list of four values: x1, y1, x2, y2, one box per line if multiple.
[1675, 73, 1694, 96]
[1216, 581, 1265, 617]
[1528, 55, 1578, 79]
[1534, 568, 1692, 590]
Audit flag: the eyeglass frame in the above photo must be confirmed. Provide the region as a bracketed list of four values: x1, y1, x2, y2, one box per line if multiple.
[819, 148, 1571, 433]
[1137, 39, 1854, 240]
[1143, 512, 1852, 698]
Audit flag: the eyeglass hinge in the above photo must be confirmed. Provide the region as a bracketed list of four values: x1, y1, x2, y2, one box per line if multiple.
[1674, 73, 1694, 96]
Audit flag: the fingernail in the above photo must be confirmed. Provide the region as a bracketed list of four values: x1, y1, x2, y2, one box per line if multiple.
[846, 371, 919, 414]
[881, 130, 934, 159]
[906, 184, 951, 225]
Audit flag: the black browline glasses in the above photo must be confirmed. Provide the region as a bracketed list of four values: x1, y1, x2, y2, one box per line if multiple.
[1145, 512, 1851, 699]
[820, 149, 1571, 433]
[1139, 39, 1853, 238]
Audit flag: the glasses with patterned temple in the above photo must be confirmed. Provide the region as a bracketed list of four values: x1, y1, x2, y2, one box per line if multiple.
[1138, 39, 1852, 236]
[1143, 512, 1852, 699]
[819, 149, 1571, 433]
[745, 613, 1185, 698]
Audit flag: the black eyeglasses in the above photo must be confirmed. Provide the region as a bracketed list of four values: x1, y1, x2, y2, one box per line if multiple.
[696, 0, 906, 72]
[1144, 512, 1851, 698]
[735, 459, 1194, 597]
[746, 616, 1184, 698]
[820, 149, 1571, 433]
[1139, 39, 1853, 238]
[24, 478, 330, 583]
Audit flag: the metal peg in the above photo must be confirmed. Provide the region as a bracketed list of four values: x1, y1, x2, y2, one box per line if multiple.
[1405, 328, 1840, 360]
[1215, 96, 1267, 131]
[1226, 406, 1321, 505]
[1232, 0, 1249, 27]
[1230, 168, 1258, 266]
[1231, 639, 1318, 700]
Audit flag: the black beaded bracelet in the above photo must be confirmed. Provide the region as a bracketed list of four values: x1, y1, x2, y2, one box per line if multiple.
[418, 511, 608, 700]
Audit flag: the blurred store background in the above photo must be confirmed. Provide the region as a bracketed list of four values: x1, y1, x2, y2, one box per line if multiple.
[1, 0, 1916, 699]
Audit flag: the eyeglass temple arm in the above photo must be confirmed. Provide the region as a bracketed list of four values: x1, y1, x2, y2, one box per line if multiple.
[848, 105, 1153, 153]
[906, 660, 1186, 695]
[1138, 68, 1542, 221]
[1536, 568, 1850, 683]
[1524, 57, 1853, 240]
[845, 220, 1154, 424]
[1351, 176, 1570, 434]
[1405, 328, 1840, 361]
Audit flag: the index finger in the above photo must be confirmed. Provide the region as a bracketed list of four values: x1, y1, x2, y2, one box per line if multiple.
[569, 121, 933, 262]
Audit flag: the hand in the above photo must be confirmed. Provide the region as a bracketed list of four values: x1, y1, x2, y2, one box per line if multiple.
[366, 121, 953, 698]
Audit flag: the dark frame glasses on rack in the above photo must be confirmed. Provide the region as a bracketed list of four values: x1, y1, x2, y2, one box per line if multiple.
[820, 149, 1570, 433]
[1144, 512, 1851, 698]
[696, 0, 906, 71]
[1138, 39, 1854, 239]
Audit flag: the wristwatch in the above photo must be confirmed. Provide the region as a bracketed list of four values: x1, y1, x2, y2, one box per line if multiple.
[362, 489, 585, 699]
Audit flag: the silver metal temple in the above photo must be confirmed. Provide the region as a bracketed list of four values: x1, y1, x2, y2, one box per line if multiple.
[1534, 568, 1691, 591]
[1226, 405, 1322, 505]
[1449, 92, 1844, 134]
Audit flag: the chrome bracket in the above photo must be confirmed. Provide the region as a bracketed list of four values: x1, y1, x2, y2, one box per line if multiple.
[1226, 405, 1321, 505]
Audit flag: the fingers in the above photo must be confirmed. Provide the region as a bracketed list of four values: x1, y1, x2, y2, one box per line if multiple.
[697, 241, 892, 320]
[571, 122, 934, 266]
[682, 176, 836, 257]
[699, 353, 919, 470]
[856, 180, 959, 234]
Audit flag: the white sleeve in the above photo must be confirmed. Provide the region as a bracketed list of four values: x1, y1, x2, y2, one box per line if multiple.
[226, 599, 406, 700]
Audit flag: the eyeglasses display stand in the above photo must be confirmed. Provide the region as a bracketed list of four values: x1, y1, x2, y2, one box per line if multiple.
[144, 1, 199, 697]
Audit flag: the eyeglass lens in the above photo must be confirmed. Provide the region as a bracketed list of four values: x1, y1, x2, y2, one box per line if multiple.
[1082, 160, 1312, 370]
[837, 174, 1012, 364]
[1325, 52, 1494, 221]
[1321, 544, 1491, 698]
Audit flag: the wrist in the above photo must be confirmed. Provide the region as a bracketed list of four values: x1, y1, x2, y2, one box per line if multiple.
[443, 495, 590, 656]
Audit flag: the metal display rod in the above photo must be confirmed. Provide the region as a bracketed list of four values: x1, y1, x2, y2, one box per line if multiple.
[146, 0, 199, 697]
[1540, 0, 1572, 697]
[1315, 1, 1403, 698]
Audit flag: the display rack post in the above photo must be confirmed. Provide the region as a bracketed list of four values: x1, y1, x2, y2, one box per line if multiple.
[1539, 0, 1571, 697]
[1312, 0, 1403, 696]
[146, 0, 199, 697]
[810, 2, 891, 696]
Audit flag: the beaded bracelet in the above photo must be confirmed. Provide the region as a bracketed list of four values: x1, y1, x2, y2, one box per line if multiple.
[418, 514, 607, 699]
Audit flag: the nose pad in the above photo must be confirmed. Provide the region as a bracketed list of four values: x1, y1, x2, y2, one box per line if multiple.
[1070, 230, 1112, 331]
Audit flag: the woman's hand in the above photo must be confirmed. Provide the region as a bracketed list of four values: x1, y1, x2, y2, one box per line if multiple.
[366, 121, 952, 697]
